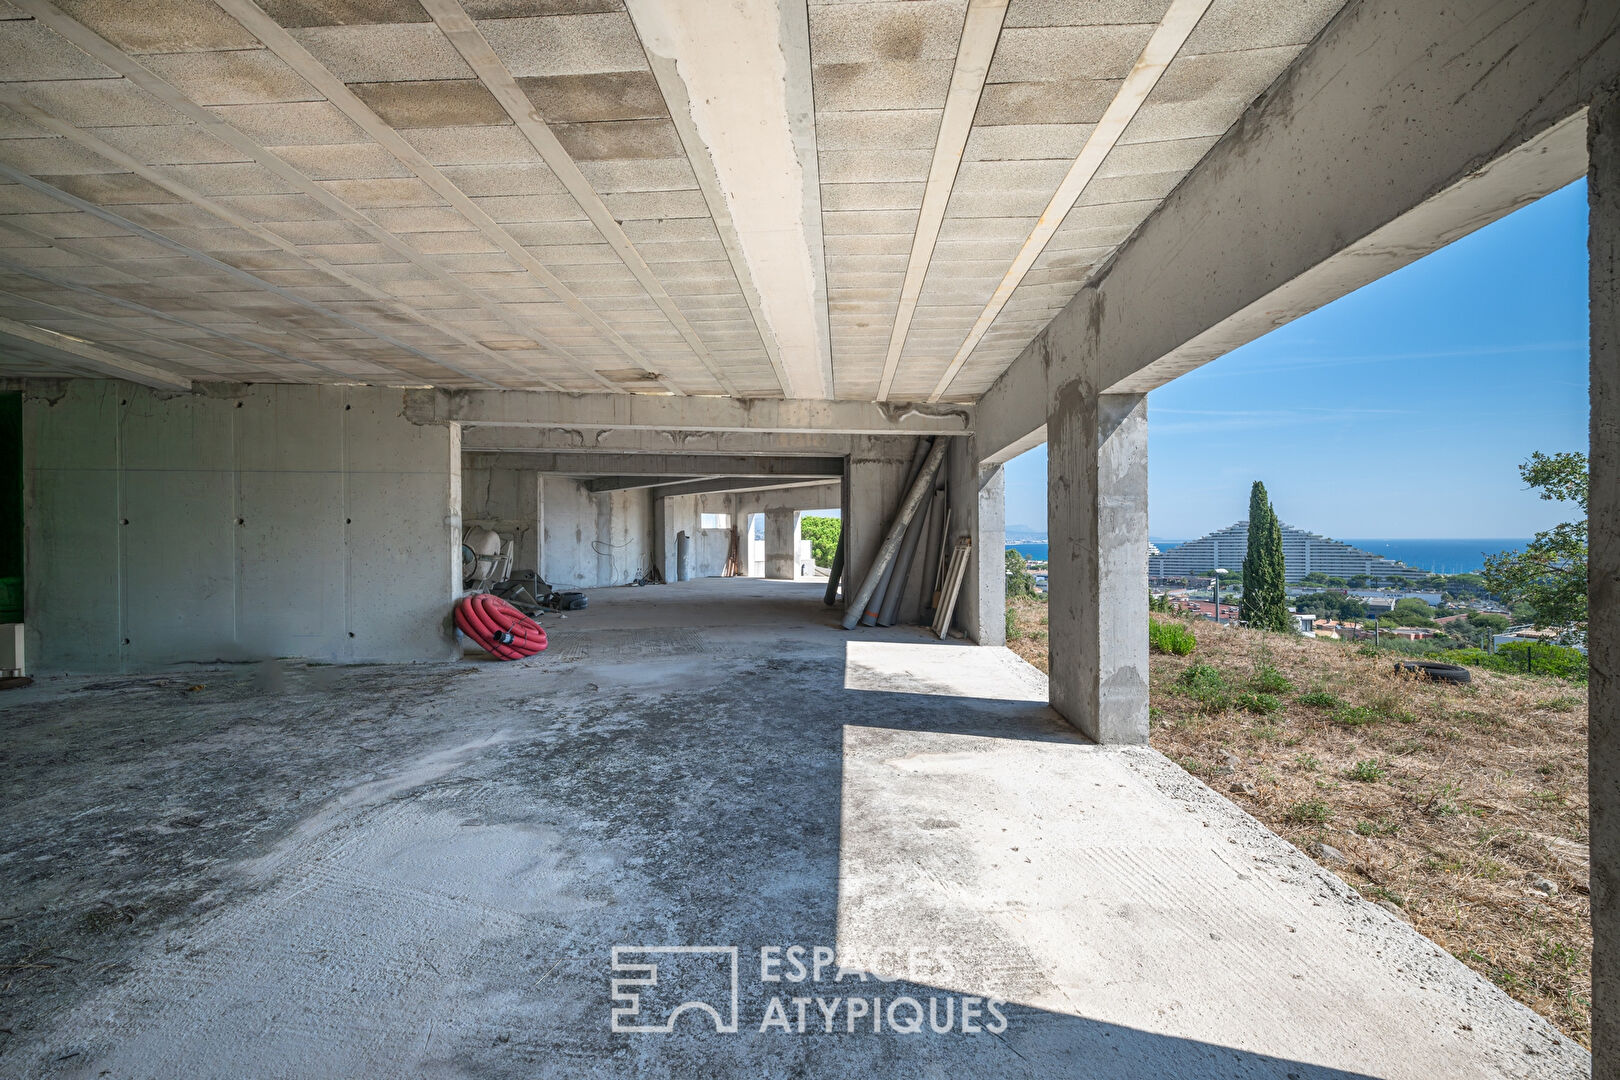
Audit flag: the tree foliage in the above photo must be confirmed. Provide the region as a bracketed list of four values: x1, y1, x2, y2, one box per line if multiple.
[1294, 591, 1366, 621]
[1239, 481, 1292, 632]
[800, 515, 842, 568]
[1389, 597, 1437, 628]
[1479, 451, 1587, 639]
[1005, 547, 1039, 600]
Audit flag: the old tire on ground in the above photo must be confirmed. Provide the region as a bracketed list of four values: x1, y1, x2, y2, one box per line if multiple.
[1394, 661, 1471, 684]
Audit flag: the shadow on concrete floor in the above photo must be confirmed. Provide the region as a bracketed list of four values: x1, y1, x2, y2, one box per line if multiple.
[0, 579, 1584, 1077]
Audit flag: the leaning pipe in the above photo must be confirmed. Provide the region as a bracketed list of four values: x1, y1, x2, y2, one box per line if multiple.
[822, 529, 844, 606]
[861, 438, 930, 625]
[878, 484, 933, 626]
[841, 437, 950, 631]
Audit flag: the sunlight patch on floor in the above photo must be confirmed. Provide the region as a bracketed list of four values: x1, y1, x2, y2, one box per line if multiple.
[842, 640, 1047, 702]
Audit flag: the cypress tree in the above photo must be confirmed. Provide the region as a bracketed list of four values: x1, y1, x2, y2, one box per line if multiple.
[1239, 481, 1292, 632]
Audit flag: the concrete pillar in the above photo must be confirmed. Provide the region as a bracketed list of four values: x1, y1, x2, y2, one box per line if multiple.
[653, 495, 671, 583]
[946, 437, 1005, 644]
[1589, 84, 1620, 1073]
[764, 508, 799, 579]
[1048, 386, 1149, 745]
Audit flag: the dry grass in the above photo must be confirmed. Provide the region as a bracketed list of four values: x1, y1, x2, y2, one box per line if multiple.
[1007, 596, 1592, 1045]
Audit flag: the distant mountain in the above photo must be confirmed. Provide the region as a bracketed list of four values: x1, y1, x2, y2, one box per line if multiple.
[1006, 524, 1047, 538]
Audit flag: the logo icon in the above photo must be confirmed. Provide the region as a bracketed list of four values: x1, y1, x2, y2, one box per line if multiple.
[610, 946, 740, 1034]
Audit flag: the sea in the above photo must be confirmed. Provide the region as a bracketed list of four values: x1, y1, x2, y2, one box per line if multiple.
[1006, 538, 1531, 575]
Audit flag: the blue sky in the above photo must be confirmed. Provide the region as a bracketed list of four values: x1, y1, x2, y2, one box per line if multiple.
[1003, 180, 1591, 540]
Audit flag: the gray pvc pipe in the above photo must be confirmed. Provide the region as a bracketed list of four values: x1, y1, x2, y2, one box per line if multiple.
[841, 437, 949, 631]
[822, 529, 844, 606]
[860, 438, 930, 626]
[878, 484, 933, 626]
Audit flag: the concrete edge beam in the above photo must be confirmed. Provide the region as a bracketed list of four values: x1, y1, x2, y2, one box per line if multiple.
[581, 475, 703, 493]
[972, 0, 1616, 462]
[458, 451, 844, 478]
[458, 426, 875, 456]
[651, 476, 838, 499]
[0, 319, 191, 392]
[409, 388, 972, 435]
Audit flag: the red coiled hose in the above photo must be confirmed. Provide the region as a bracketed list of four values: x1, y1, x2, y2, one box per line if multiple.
[454, 593, 547, 660]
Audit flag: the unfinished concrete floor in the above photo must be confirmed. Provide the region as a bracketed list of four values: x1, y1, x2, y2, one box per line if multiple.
[0, 579, 1589, 1078]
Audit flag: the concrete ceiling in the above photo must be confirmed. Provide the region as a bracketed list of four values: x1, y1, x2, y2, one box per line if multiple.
[0, 0, 1346, 402]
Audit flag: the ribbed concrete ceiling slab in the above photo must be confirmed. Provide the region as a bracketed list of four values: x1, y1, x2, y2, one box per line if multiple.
[0, 0, 1347, 402]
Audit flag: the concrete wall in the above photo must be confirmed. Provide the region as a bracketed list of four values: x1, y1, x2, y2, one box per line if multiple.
[461, 463, 539, 574]
[719, 484, 839, 579]
[657, 493, 734, 582]
[460, 460, 656, 589]
[24, 380, 460, 671]
[538, 477, 654, 589]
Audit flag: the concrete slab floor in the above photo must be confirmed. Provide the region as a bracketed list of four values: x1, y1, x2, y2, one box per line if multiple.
[0, 579, 1589, 1077]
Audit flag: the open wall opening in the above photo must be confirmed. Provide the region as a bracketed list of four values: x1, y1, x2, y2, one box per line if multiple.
[1008, 180, 1594, 1044]
[999, 441, 1049, 672]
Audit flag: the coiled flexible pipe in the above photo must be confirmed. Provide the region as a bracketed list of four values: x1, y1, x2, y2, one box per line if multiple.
[454, 593, 547, 660]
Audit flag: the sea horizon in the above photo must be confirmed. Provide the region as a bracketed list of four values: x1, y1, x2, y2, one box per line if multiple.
[1006, 537, 1532, 575]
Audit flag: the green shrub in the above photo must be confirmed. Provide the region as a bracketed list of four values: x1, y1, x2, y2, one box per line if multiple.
[1235, 691, 1281, 714]
[1005, 609, 1021, 641]
[800, 515, 841, 568]
[1285, 799, 1332, 825]
[1334, 705, 1383, 727]
[1178, 663, 1226, 691]
[1297, 689, 1344, 709]
[1346, 759, 1385, 782]
[1250, 662, 1294, 695]
[1174, 663, 1231, 713]
[1441, 642, 1587, 682]
[1005, 548, 1039, 600]
[1149, 618, 1198, 655]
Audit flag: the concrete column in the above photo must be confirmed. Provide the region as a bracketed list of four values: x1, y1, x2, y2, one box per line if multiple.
[653, 495, 672, 583]
[764, 508, 799, 579]
[1048, 386, 1149, 745]
[946, 436, 1005, 644]
[1589, 84, 1620, 1073]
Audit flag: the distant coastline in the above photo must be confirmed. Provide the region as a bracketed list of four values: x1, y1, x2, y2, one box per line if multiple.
[1006, 537, 1530, 575]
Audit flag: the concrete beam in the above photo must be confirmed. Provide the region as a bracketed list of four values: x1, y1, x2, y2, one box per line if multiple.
[410, 389, 971, 436]
[582, 476, 702, 493]
[877, 0, 1008, 401]
[626, 0, 832, 398]
[461, 452, 843, 479]
[0, 317, 190, 391]
[651, 476, 835, 499]
[727, 482, 841, 518]
[971, 0, 1617, 461]
[422, 0, 742, 397]
[927, 0, 1213, 401]
[459, 427, 873, 457]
